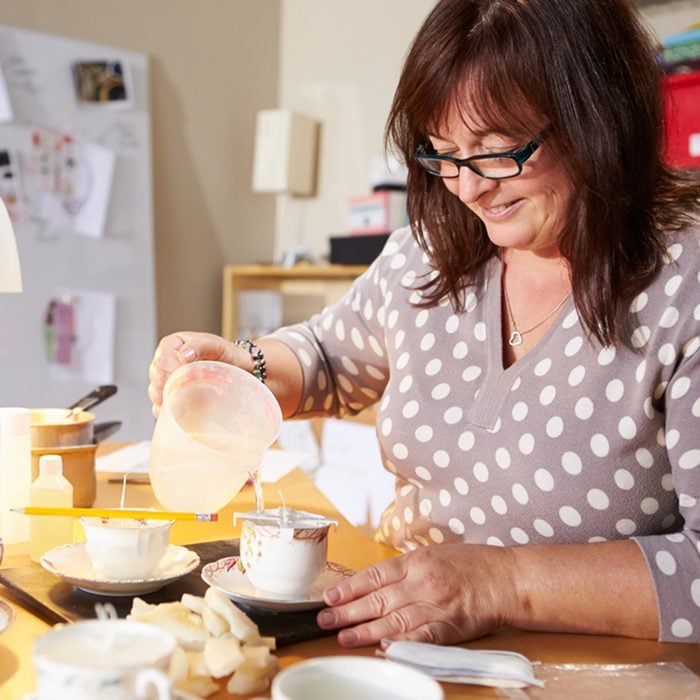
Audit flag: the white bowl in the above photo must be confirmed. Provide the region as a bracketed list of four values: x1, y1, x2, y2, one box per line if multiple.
[271, 655, 444, 700]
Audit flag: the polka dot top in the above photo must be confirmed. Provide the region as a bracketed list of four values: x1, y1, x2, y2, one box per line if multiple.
[270, 225, 700, 643]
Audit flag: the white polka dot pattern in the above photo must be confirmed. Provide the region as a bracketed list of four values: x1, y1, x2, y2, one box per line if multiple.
[271, 225, 700, 643]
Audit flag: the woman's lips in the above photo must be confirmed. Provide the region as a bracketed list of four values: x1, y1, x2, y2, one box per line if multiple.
[480, 198, 525, 221]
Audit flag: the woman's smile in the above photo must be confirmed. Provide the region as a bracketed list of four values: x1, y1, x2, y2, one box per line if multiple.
[480, 198, 525, 221]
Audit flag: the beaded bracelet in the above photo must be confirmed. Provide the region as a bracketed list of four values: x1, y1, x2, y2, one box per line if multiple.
[233, 339, 267, 383]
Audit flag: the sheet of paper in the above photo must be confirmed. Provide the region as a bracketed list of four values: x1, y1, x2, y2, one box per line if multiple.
[259, 447, 308, 483]
[95, 440, 151, 473]
[96, 443, 306, 484]
[277, 419, 321, 471]
[48, 138, 116, 238]
[0, 148, 23, 222]
[321, 418, 381, 472]
[47, 289, 116, 385]
[315, 418, 394, 527]
[314, 464, 370, 526]
[0, 65, 12, 123]
[237, 290, 283, 338]
[368, 460, 396, 527]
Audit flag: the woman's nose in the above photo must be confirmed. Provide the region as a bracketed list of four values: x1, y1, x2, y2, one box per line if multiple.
[454, 166, 499, 204]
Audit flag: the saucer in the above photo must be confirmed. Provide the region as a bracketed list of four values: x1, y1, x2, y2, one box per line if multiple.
[40, 543, 200, 596]
[201, 556, 354, 612]
[23, 690, 200, 700]
[0, 599, 14, 634]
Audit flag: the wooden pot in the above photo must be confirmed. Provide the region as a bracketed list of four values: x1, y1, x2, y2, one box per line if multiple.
[29, 409, 95, 448]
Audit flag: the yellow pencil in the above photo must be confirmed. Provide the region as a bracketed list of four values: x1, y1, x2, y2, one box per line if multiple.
[11, 506, 218, 522]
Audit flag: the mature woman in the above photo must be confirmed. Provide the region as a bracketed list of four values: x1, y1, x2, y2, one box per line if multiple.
[150, 0, 700, 646]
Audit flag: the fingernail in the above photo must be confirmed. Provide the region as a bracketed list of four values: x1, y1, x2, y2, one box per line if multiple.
[325, 587, 341, 604]
[181, 347, 197, 361]
[338, 630, 357, 646]
[317, 609, 336, 627]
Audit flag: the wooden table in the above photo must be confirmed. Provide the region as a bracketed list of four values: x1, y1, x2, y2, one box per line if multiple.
[1, 461, 699, 699]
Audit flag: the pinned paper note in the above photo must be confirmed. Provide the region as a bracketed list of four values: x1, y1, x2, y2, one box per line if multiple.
[0, 148, 24, 221]
[71, 59, 134, 110]
[46, 289, 116, 385]
[26, 128, 116, 238]
[0, 64, 12, 123]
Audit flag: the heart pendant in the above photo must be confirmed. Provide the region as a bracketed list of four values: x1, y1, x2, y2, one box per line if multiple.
[508, 330, 523, 347]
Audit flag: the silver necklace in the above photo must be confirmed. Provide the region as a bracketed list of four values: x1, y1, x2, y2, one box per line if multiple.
[503, 284, 571, 347]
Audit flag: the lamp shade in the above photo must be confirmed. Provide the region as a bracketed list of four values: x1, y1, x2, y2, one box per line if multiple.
[0, 197, 21, 293]
[252, 109, 319, 196]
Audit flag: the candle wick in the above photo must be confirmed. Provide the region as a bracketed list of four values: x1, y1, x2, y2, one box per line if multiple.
[278, 490, 289, 526]
[119, 472, 128, 509]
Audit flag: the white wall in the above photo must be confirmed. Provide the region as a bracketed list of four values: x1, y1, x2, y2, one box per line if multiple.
[274, 0, 434, 261]
[0, 1, 282, 341]
[276, 0, 700, 261]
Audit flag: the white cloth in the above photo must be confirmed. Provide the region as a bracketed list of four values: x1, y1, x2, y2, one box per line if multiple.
[381, 640, 544, 688]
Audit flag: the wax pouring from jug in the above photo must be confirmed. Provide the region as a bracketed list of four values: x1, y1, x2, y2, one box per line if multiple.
[149, 361, 282, 513]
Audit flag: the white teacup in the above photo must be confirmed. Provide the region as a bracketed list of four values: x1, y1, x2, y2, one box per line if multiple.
[272, 656, 445, 700]
[33, 619, 176, 700]
[80, 514, 174, 580]
[237, 508, 337, 598]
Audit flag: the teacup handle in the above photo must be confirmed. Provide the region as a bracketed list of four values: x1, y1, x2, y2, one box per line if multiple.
[135, 668, 173, 700]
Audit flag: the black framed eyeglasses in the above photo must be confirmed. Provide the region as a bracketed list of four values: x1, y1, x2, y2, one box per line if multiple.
[414, 139, 541, 180]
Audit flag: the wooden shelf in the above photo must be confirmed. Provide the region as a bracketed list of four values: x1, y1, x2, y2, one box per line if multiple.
[221, 264, 367, 339]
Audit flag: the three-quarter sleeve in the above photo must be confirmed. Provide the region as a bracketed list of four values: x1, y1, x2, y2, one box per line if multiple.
[269, 229, 417, 418]
[633, 288, 700, 642]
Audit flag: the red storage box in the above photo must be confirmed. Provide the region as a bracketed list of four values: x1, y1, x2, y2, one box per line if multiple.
[348, 191, 407, 235]
[662, 70, 700, 169]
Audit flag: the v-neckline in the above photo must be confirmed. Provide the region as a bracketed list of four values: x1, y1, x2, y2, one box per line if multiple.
[493, 256, 573, 374]
[465, 257, 574, 431]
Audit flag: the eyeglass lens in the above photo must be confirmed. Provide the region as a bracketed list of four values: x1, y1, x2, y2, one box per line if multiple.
[419, 155, 521, 178]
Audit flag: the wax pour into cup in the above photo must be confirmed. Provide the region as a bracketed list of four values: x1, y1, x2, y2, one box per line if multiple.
[236, 508, 337, 598]
[149, 361, 282, 513]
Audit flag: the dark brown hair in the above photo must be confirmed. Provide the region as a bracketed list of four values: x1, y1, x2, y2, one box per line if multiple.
[386, 0, 700, 345]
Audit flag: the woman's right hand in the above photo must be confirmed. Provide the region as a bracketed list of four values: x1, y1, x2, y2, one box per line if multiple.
[147, 331, 239, 416]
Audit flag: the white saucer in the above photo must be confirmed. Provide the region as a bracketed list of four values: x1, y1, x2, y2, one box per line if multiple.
[0, 599, 14, 634]
[40, 543, 200, 596]
[201, 556, 354, 612]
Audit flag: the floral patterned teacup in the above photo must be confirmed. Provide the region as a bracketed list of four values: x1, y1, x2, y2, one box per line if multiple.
[237, 508, 337, 598]
[33, 618, 176, 699]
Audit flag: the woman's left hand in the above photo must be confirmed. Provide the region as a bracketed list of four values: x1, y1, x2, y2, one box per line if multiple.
[317, 544, 519, 647]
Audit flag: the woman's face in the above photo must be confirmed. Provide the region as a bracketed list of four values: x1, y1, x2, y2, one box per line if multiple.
[429, 107, 573, 258]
